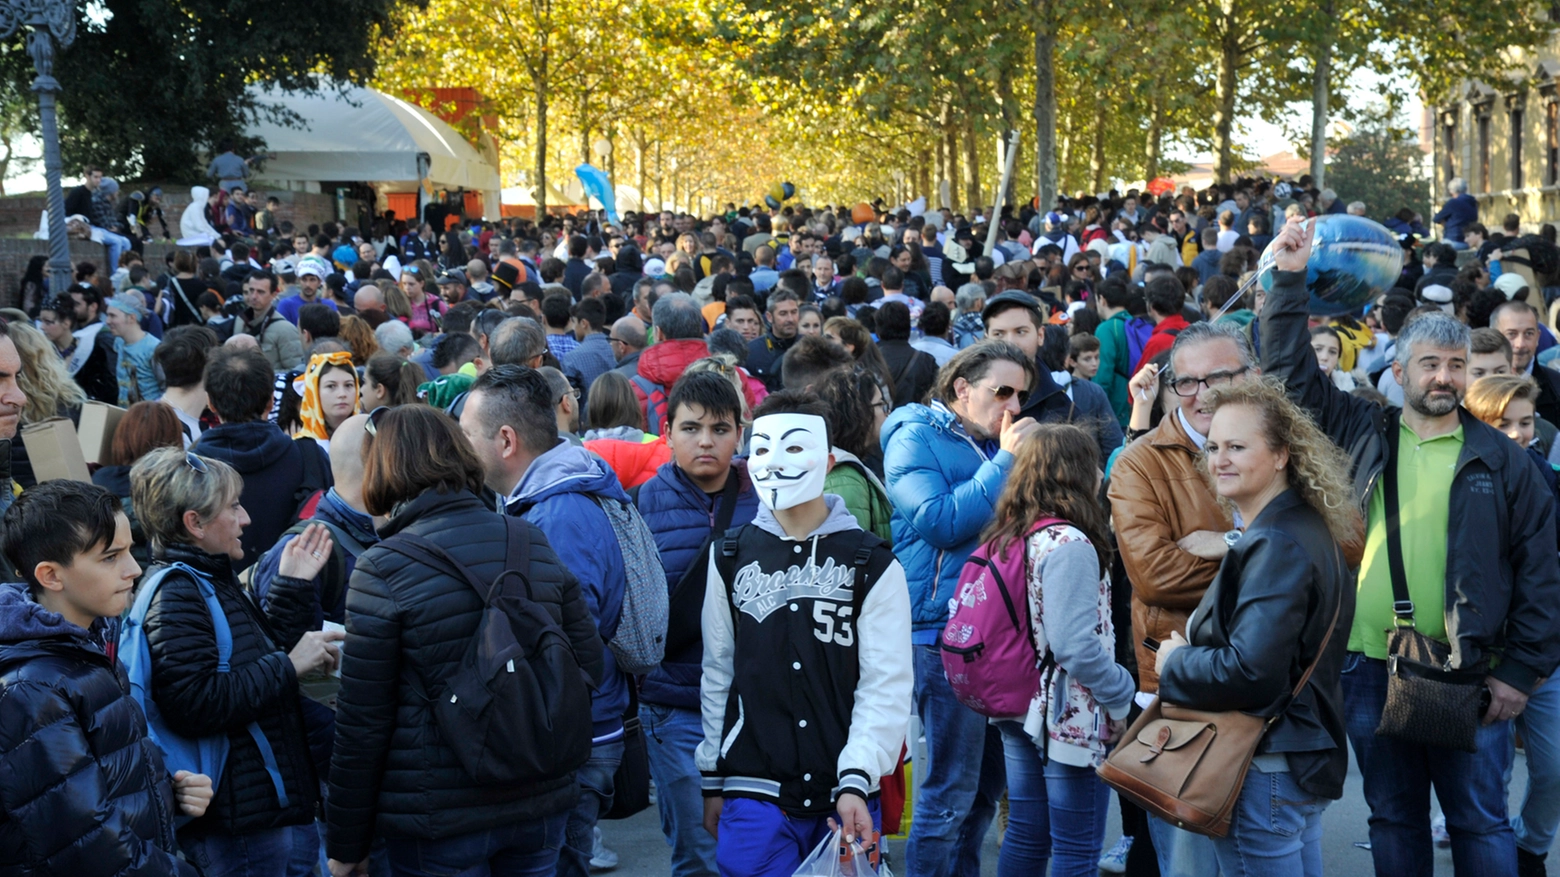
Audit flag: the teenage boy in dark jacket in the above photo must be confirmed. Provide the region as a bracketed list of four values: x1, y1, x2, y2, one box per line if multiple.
[0, 481, 212, 877]
[634, 372, 759, 877]
[698, 392, 911, 877]
[1262, 216, 1560, 875]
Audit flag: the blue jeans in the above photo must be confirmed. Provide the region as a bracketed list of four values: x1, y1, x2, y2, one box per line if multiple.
[180, 825, 317, 877]
[1209, 767, 1327, 877]
[1342, 652, 1516, 876]
[557, 738, 624, 877]
[383, 812, 567, 877]
[642, 702, 718, 877]
[715, 796, 881, 877]
[994, 722, 1108, 877]
[95, 228, 131, 272]
[1511, 677, 1560, 855]
[1145, 813, 1221, 877]
[905, 643, 1004, 877]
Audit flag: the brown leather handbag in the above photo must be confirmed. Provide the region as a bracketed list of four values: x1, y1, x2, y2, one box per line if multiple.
[1097, 592, 1341, 838]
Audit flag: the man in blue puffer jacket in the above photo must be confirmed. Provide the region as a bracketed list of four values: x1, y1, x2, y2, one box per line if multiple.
[461, 365, 631, 877]
[633, 372, 757, 877]
[882, 340, 1040, 877]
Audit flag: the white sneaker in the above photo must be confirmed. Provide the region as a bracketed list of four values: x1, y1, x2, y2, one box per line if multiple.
[1432, 814, 1451, 848]
[1098, 835, 1132, 874]
[590, 827, 619, 872]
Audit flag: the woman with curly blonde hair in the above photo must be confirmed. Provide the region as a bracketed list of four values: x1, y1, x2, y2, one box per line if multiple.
[9, 320, 86, 425]
[1152, 378, 1361, 874]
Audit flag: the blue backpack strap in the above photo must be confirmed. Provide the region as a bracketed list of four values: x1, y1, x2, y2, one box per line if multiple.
[629, 374, 666, 433]
[163, 564, 292, 809]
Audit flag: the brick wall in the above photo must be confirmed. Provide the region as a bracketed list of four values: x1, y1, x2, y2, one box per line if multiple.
[0, 187, 357, 240]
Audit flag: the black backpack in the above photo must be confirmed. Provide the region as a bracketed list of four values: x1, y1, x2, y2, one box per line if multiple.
[377, 516, 594, 785]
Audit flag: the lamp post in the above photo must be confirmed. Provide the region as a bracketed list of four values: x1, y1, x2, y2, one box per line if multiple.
[0, 0, 75, 295]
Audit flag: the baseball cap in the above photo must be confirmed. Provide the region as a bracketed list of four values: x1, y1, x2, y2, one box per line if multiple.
[270, 257, 295, 276]
[436, 269, 467, 286]
[981, 290, 1043, 323]
[106, 292, 147, 320]
[1418, 283, 1455, 314]
[296, 261, 323, 280]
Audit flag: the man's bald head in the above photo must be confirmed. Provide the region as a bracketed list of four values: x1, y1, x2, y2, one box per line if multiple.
[329, 413, 371, 511]
[354, 285, 386, 312]
[224, 333, 259, 352]
[611, 314, 647, 352]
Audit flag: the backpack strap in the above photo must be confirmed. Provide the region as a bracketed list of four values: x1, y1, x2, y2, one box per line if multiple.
[378, 518, 533, 605]
[153, 562, 292, 809]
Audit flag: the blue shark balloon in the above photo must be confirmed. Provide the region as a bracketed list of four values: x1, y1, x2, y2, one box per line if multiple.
[574, 163, 619, 226]
[1257, 215, 1403, 316]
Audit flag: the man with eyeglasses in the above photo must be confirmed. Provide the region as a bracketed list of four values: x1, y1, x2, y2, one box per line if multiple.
[610, 315, 647, 378]
[981, 290, 1122, 461]
[1107, 320, 1257, 876]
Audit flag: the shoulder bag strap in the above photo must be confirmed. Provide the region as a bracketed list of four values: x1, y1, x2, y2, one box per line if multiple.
[1381, 417, 1415, 627]
[712, 470, 742, 533]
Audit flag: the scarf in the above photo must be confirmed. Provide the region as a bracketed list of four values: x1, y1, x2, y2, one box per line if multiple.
[295, 351, 359, 441]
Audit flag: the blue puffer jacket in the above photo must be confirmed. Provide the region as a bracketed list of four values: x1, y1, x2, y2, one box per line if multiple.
[881, 401, 1014, 640]
[507, 439, 631, 741]
[634, 461, 759, 709]
[0, 584, 183, 877]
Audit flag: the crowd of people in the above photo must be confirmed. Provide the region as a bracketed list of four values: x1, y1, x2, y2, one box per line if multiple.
[1, 169, 1559, 877]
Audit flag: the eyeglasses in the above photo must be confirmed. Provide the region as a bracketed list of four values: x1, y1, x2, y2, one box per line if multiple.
[1170, 367, 1249, 397]
[364, 405, 390, 436]
[184, 452, 209, 475]
[979, 383, 1030, 405]
[1072, 265, 1091, 273]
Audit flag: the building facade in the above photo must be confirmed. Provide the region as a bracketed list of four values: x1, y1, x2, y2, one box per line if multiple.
[1436, 58, 1560, 229]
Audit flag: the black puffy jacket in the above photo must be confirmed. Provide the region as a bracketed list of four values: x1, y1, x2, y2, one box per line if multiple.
[141, 545, 319, 837]
[0, 583, 183, 877]
[326, 488, 605, 864]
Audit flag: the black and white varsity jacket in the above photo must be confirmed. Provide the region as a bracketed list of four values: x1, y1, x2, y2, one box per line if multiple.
[697, 496, 913, 817]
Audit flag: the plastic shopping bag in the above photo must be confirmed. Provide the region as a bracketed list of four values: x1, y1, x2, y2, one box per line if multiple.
[793, 828, 885, 877]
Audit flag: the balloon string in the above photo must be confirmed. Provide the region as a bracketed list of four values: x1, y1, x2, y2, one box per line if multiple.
[1213, 272, 1262, 320]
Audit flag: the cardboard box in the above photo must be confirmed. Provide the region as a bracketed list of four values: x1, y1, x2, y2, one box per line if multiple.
[77, 401, 127, 466]
[22, 417, 91, 483]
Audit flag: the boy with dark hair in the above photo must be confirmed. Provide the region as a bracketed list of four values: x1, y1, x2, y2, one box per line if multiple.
[698, 390, 911, 877]
[542, 292, 579, 360]
[780, 334, 855, 391]
[0, 481, 212, 877]
[1069, 332, 1101, 381]
[297, 302, 341, 347]
[635, 371, 760, 877]
[155, 324, 221, 442]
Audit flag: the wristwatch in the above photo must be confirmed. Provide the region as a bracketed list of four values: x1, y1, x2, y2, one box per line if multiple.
[1223, 529, 1242, 549]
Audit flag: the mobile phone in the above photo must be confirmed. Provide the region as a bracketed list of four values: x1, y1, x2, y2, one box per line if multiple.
[1142, 637, 1161, 653]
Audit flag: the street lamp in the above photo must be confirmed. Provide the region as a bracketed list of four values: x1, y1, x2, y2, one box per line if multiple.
[0, 0, 75, 295]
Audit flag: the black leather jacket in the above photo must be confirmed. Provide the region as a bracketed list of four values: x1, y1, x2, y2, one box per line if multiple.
[1158, 490, 1355, 799]
[1262, 269, 1560, 693]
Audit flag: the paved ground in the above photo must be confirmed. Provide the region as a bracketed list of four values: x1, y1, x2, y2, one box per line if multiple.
[597, 754, 1534, 875]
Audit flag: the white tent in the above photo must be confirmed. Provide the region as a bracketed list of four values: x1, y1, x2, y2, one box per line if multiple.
[244, 85, 501, 218]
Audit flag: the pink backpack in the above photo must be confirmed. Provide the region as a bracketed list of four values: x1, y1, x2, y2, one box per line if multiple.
[941, 518, 1064, 718]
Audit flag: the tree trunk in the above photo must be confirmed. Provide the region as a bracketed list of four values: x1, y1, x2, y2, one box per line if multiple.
[1090, 98, 1107, 193]
[945, 122, 961, 213]
[1213, 15, 1240, 184]
[655, 141, 663, 211]
[1145, 92, 1163, 183]
[1310, 5, 1333, 188]
[534, 75, 549, 217]
[916, 147, 932, 203]
[1033, 10, 1058, 212]
[964, 115, 981, 214]
[634, 130, 647, 213]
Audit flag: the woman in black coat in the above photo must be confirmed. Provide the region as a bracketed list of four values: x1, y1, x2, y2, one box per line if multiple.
[130, 448, 343, 875]
[325, 405, 605, 877]
[1154, 380, 1360, 875]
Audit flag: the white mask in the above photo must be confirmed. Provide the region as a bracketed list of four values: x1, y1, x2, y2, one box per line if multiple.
[748, 413, 830, 511]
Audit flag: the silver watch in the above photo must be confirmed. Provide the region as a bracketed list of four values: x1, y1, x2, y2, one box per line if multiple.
[1223, 529, 1242, 549]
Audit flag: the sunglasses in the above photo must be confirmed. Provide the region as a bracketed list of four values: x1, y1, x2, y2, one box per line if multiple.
[184, 452, 209, 475]
[980, 383, 1030, 405]
[1073, 265, 1091, 273]
[364, 405, 390, 436]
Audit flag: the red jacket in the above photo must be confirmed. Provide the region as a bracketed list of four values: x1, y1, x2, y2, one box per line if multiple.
[586, 435, 672, 490]
[1134, 314, 1189, 375]
[630, 339, 709, 416]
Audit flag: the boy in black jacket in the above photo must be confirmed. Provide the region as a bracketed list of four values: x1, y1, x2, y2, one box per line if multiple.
[0, 481, 211, 877]
[697, 392, 911, 877]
